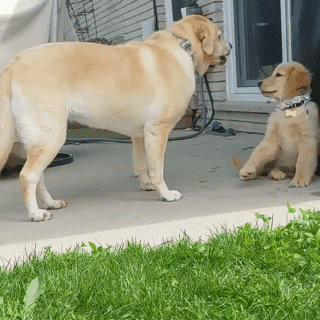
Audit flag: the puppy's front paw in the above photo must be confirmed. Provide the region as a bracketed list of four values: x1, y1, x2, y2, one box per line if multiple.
[161, 190, 182, 202]
[239, 165, 257, 181]
[289, 177, 311, 188]
[269, 168, 286, 180]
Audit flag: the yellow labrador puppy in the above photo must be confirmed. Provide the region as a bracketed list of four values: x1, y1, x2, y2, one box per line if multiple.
[239, 62, 319, 187]
[0, 15, 231, 221]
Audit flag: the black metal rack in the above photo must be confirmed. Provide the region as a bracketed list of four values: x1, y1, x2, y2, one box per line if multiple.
[65, 0, 98, 41]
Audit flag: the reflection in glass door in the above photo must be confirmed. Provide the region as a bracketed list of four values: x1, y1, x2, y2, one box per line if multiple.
[234, 0, 283, 87]
[291, 0, 320, 73]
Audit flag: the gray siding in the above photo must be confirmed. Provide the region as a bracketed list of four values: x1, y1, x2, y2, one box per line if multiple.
[68, 0, 165, 43]
[196, 0, 227, 103]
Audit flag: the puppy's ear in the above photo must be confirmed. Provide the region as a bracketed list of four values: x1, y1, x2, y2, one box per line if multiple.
[285, 67, 311, 97]
[196, 25, 214, 55]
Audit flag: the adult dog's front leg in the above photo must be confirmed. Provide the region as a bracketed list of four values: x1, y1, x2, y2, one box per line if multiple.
[132, 137, 156, 191]
[240, 138, 279, 181]
[144, 123, 182, 201]
[290, 139, 317, 187]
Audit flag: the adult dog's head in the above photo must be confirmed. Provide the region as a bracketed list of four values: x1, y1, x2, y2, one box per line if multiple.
[169, 15, 232, 76]
[258, 62, 311, 101]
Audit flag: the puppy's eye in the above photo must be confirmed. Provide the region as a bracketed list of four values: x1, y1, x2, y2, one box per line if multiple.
[276, 73, 282, 77]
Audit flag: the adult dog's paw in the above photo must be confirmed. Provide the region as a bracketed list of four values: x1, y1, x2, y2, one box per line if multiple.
[138, 173, 157, 191]
[161, 190, 182, 202]
[28, 209, 53, 222]
[45, 199, 67, 210]
[289, 177, 311, 188]
[139, 179, 157, 191]
[140, 181, 157, 191]
[239, 165, 257, 181]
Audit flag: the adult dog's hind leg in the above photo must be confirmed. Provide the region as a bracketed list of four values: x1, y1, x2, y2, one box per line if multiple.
[132, 137, 156, 191]
[144, 123, 181, 201]
[37, 173, 67, 209]
[20, 140, 65, 222]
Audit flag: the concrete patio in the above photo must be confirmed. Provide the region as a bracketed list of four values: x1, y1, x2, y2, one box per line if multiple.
[1, 130, 320, 267]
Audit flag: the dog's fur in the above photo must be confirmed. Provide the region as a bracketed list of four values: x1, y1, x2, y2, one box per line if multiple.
[237, 62, 319, 187]
[0, 15, 231, 221]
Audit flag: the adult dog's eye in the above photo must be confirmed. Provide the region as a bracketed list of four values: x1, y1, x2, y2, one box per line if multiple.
[276, 73, 282, 77]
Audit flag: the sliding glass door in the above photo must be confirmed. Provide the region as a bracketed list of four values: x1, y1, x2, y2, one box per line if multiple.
[234, 0, 283, 87]
[231, 0, 320, 95]
[291, 0, 320, 73]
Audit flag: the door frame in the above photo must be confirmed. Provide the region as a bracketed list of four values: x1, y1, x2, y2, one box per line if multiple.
[164, 0, 174, 26]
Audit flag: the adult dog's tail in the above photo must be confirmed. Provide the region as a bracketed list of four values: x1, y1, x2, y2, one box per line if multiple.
[0, 68, 15, 173]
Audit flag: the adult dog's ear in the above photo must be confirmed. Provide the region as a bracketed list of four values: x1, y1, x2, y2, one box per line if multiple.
[196, 25, 214, 55]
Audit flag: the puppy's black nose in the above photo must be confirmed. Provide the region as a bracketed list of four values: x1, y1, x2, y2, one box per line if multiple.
[258, 81, 262, 87]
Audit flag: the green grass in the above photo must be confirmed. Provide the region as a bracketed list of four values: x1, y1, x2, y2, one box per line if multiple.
[1, 204, 320, 319]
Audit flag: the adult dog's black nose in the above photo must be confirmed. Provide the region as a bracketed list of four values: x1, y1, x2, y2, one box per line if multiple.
[258, 81, 262, 87]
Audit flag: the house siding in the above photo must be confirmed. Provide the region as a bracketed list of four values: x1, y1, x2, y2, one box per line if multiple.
[68, 0, 166, 43]
[196, 1, 227, 104]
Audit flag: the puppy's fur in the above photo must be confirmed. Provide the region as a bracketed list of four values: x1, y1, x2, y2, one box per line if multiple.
[0, 15, 231, 221]
[237, 62, 319, 187]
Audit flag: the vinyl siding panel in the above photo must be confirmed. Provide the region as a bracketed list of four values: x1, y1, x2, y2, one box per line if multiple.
[67, 0, 165, 43]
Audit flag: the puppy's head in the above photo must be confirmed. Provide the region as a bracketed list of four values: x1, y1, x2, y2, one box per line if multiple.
[169, 15, 232, 75]
[259, 62, 311, 101]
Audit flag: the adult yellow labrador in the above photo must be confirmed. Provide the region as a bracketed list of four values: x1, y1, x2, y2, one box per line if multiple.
[0, 15, 231, 221]
[237, 62, 319, 187]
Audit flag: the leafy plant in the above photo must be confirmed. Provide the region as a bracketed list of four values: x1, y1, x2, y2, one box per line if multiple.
[286, 202, 296, 213]
[22, 275, 45, 318]
[0, 274, 45, 319]
[255, 212, 271, 224]
[23, 275, 45, 309]
[89, 241, 103, 256]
